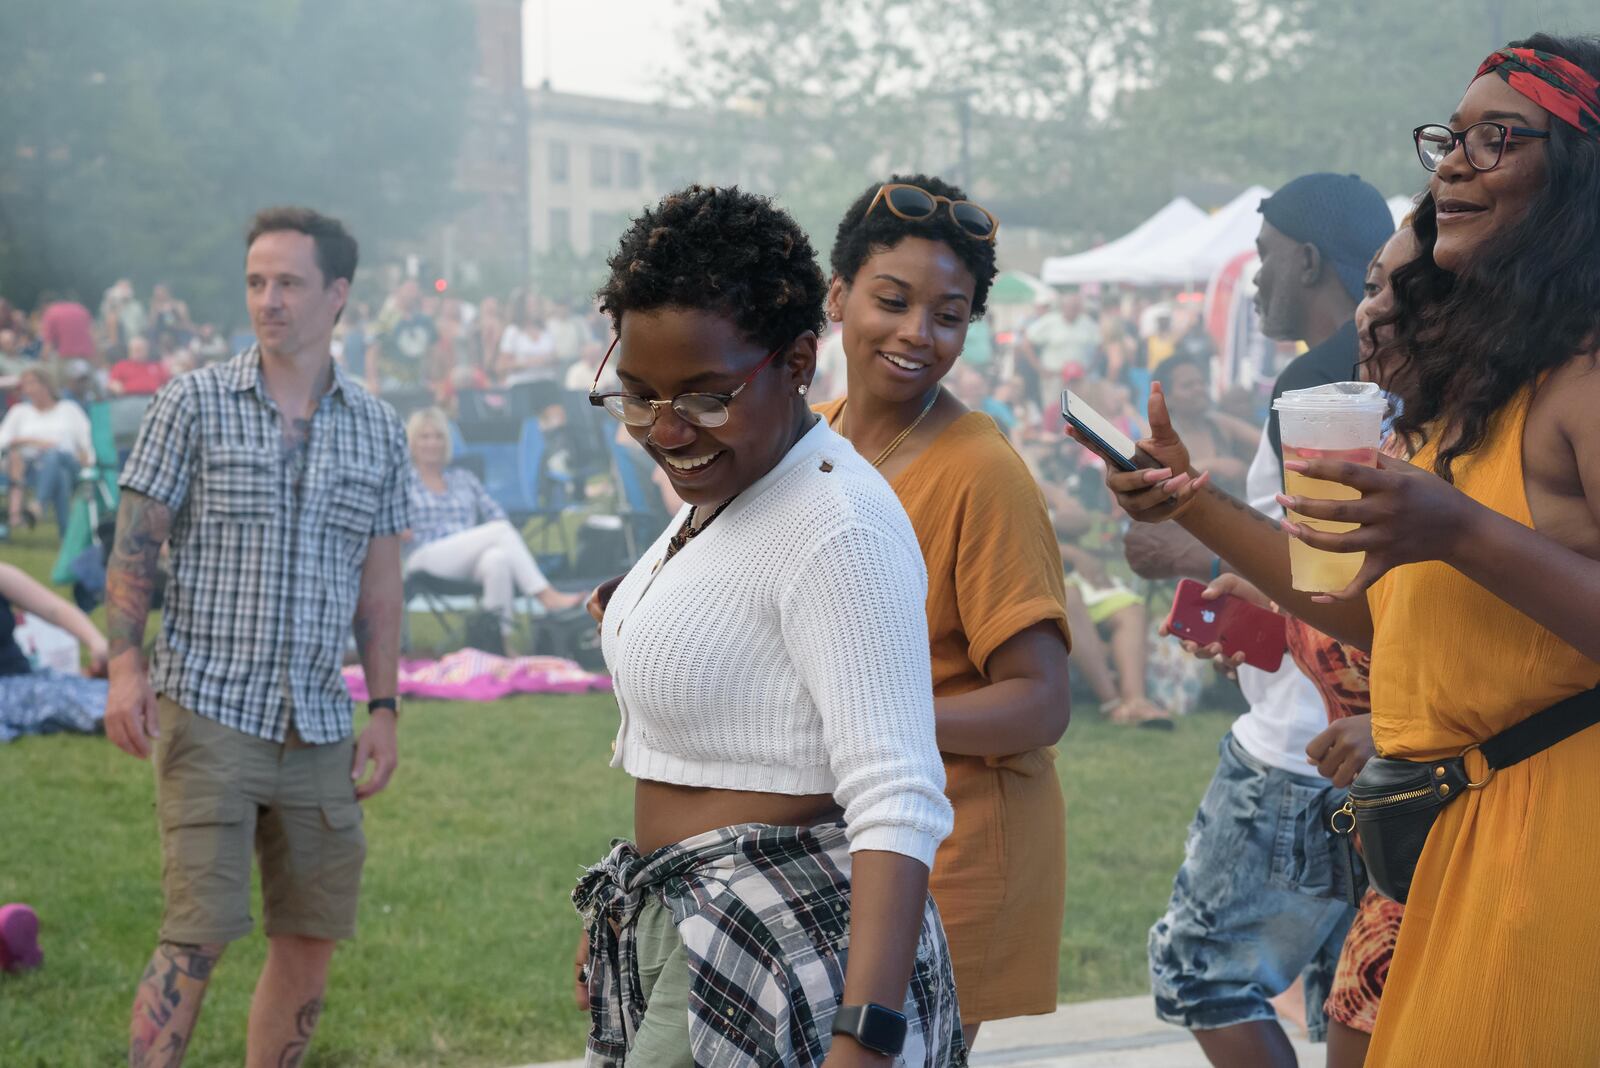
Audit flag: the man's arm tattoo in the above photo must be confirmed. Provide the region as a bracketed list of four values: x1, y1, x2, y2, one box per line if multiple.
[106, 491, 173, 660]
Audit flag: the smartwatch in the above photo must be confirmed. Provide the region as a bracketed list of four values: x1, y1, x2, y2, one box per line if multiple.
[831, 1003, 907, 1057]
[368, 697, 399, 718]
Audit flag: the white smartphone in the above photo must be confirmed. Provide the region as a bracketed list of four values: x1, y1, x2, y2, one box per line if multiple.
[1061, 390, 1140, 472]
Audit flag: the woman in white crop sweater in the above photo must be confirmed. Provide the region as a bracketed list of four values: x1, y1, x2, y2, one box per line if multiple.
[571, 186, 965, 1067]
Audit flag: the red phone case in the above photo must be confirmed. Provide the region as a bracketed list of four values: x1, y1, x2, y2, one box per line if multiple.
[1163, 578, 1287, 673]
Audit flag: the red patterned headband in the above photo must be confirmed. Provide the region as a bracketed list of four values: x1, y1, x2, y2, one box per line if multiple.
[1475, 47, 1600, 137]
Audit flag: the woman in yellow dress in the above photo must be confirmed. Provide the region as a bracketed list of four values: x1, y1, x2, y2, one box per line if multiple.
[817, 175, 1073, 1043]
[1079, 34, 1600, 1065]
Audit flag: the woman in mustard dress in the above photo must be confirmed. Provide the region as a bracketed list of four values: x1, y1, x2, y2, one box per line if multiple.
[818, 175, 1072, 1041]
[1081, 35, 1600, 1065]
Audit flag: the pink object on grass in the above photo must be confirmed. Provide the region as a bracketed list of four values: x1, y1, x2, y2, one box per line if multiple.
[0, 903, 42, 973]
[343, 649, 611, 704]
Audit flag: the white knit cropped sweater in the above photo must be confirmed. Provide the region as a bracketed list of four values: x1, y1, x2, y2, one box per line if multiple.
[601, 418, 952, 867]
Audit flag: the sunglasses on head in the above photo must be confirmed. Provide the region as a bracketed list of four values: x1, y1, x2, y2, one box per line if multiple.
[866, 183, 999, 243]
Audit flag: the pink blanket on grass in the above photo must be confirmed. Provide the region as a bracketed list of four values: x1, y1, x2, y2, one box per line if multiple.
[343, 649, 612, 703]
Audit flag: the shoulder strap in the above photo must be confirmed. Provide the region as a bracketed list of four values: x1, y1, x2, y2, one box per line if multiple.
[1481, 684, 1600, 770]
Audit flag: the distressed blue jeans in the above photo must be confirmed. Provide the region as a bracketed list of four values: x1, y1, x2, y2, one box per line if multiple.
[1149, 732, 1356, 1042]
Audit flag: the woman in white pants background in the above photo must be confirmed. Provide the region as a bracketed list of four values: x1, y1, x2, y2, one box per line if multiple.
[404, 408, 583, 641]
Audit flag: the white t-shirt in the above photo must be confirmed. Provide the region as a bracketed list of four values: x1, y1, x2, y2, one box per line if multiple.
[0, 399, 92, 461]
[1025, 311, 1099, 375]
[1227, 418, 1330, 777]
[500, 324, 557, 381]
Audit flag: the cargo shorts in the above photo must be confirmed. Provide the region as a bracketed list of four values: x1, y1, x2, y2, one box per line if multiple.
[154, 697, 366, 944]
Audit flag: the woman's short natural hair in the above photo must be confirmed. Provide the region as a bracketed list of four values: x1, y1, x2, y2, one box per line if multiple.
[596, 185, 826, 352]
[405, 407, 453, 465]
[830, 174, 999, 319]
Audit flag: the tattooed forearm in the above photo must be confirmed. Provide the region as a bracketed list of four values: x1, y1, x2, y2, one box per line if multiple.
[107, 491, 173, 661]
[275, 996, 323, 1068]
[1200, 482, 1283, 531]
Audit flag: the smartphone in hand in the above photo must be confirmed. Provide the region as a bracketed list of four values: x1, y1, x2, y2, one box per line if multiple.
[1061, 390, 1141, 472]
[1164, 578, 1287, 672]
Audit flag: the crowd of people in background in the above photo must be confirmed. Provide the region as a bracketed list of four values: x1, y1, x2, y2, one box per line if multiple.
[0, 250, 1328, 737]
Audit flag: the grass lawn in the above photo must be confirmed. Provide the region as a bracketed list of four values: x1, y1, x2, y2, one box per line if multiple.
[0, 525, 1233, 1066]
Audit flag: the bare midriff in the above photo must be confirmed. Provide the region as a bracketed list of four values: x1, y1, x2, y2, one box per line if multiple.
[634, 780, 842, 854]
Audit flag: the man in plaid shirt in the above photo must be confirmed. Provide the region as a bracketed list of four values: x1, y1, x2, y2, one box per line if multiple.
[103, 207, 410, 1067]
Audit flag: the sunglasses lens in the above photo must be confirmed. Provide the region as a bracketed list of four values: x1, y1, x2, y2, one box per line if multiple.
[886, 185, 937, 219]
[674, 394, 730, 428]
[951, 202, 995, 238]
[605, 395, 655, 426]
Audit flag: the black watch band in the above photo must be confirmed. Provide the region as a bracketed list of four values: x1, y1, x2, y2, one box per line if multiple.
[368, 697, 399, 717]
[831, 1003, 907, 1057]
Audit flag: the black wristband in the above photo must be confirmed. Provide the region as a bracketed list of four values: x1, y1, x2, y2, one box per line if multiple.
[368, 697, 398, 717]
[831, 1003, 907, 1057]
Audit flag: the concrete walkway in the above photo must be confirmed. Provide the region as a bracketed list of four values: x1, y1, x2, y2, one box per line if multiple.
[513, 996, 1319, 1067]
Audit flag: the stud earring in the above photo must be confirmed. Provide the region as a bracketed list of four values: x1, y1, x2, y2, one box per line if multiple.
[797, 384, 809, 396]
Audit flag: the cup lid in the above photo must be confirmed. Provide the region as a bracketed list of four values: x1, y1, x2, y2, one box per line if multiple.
[1272, 381, 1386, 413]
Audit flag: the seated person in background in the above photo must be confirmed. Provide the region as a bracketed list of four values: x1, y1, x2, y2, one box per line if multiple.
[0, 367, 92, 532]
[0, 560, 107, 740]
[403, 408, 583, 643]
[1046, 472, 1171, 728]
[1154, 354, 1258, 494]
[109, 336, 170, 396]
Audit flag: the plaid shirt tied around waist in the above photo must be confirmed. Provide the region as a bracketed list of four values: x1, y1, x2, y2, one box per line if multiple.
[571, 821, 968, 1067]
[118, 347, 411, 743]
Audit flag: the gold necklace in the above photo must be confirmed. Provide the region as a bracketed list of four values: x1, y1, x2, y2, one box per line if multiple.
[862, 390, 940, 468]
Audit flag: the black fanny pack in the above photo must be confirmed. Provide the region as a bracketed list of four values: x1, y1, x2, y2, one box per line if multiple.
[1332, 683, 1600, 904]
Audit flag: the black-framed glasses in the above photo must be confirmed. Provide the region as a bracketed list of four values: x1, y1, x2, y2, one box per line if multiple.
[1413, 122, 1550, 173]
[588, 336, 785, 428]
[866, 182, 999, 243]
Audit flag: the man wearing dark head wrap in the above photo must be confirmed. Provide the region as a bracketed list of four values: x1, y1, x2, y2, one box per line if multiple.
[1142, 173, 1393, 1068]
[1254, 172, 1396, 460]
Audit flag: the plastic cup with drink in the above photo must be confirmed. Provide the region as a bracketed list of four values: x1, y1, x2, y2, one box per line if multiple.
[1273, 382, 1388, 593]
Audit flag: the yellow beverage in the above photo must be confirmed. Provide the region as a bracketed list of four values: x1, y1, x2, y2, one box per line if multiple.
[1283, 446, 1373, 593]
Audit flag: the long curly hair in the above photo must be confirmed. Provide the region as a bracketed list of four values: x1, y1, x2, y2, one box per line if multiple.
[1374, 32, 1600, 481]
[596, 185, 826, 351]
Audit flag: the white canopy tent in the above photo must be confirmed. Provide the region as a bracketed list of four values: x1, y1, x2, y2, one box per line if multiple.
[1039, 197, 1206, 286]
[1117, 185, 1273, 286]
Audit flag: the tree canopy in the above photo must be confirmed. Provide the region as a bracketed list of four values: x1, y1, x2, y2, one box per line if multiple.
[663, 0, 1597, 248]
[0, 0, 474, 323]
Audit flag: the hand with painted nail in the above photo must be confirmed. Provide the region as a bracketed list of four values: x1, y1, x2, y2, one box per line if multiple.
[1158, 573, 1274, 679]
[1276, 450, 1479, 602]
[1072, 382, 1211, 524]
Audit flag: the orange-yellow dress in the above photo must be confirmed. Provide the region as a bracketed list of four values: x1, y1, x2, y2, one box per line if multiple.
[1364, 391, 1600, 1065]
[819, 401, 1072, 1022]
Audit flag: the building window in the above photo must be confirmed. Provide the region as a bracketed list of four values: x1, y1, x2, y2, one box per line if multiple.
[591, 145, 613, 188]
[591, 211, 622, 251]
[548, 140, 569, 184]
[619, 148, 642, 190]
[550, 208, 571, 249]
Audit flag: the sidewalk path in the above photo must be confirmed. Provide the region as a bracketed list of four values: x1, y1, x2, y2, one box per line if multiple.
[512, 995, 1319, 1067]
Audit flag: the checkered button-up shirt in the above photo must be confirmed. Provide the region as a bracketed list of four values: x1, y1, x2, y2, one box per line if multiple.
[572, 822, 967, 1067]
[120, 347, 411, 743]
[407, 466, 505, 549]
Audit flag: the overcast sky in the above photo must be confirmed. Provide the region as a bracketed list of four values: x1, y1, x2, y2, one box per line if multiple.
[522, 0, 702, 101]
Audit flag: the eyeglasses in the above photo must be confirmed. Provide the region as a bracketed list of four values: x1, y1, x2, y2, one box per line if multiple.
[866, 182, 999, 243]
[1413, 121, 1550, 173]
[588, 336, 784, 428]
